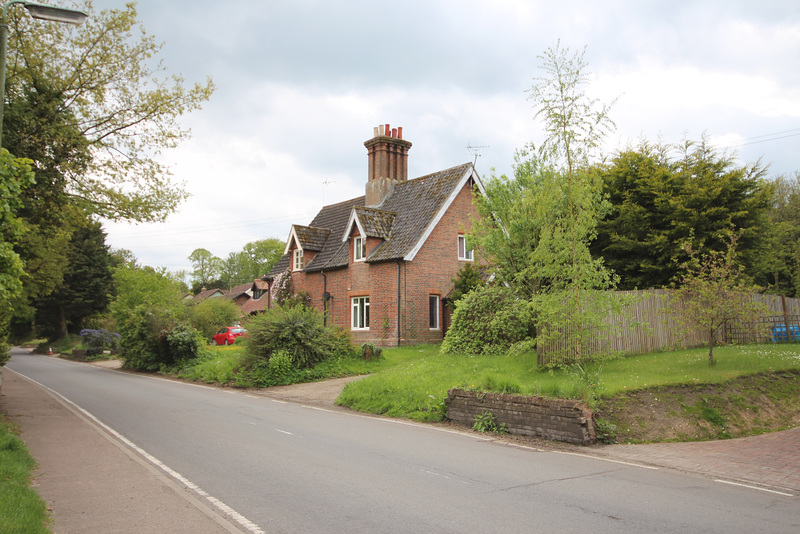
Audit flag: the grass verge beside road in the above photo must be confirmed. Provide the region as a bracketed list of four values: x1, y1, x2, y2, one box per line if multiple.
[178, 341, 800, 440]
[0, 414, 49, 533]
[335, 344, 800, 425]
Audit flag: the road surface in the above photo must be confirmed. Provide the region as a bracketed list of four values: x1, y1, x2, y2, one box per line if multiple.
[7, 351, 799, 533]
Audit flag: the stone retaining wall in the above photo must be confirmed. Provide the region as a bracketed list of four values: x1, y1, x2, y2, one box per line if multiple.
[445, 389, 596, 445]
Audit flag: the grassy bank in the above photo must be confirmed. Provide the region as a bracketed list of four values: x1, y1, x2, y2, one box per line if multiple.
[336, 343, 800, 423]
[0, 414, 49, 533]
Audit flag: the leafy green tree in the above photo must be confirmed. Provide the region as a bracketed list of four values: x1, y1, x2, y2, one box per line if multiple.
[3, 1, 213, 344]
[592, 140, 772, 290]
[241, 238, 285, 280]
[0, 150, 35, 357]
[109, 262, 191, 371]
[34, 220, 114, 339]
[188, 248, 222, 289]
[188, 298, 241, 340]
[5, 1, 214, 222]
[470, 41, 621, 363]
[670, 234, 768, 366]
[758, 173, 800, 297]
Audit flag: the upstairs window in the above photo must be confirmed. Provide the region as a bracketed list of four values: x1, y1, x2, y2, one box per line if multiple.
[293, 248, 304, 271]
[458, 235, 474, 261]
[352, 297, 370, 330]
[354, 236, 366, 262]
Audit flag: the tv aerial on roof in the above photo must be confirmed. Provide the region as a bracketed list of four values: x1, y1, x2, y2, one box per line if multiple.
[466, 145, 490, 166]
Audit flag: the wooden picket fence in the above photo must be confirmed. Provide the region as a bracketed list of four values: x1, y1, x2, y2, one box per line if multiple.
[536, 290, 800, 366]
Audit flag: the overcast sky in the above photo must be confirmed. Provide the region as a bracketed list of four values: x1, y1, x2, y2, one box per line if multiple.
[94, 0, 800, 275]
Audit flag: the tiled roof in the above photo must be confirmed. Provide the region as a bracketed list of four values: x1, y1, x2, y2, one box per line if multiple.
[302, 196, 364, 272]
[192, 288, 225, 302]
[266, 162, 475, 276]
[240, 296, 269, 315]
[369, 163, 473, 262]
[252, 279, 269, 290]
[353, 207, 396, 239]
[292, 225, 330, 251]
[226, 282, 253, 299]
[265, 253, 291, 279]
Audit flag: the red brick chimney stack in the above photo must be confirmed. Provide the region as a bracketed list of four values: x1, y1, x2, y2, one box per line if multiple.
[364, 123, 412, 206]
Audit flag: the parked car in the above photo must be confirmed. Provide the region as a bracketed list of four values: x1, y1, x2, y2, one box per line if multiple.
[211, 326, 248, 346]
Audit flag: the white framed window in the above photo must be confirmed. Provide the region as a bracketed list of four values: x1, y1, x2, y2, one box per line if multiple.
[458, 235, 474, 261]
[351, 296, 370, 330]
[293, 248, 304, 271]
[429, 295, 440, 330]
[354, 236, 366, 262]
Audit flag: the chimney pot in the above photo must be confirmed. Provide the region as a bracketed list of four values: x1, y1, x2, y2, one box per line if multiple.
[373, 126, 380, 137]
[364, 123, 412, 206]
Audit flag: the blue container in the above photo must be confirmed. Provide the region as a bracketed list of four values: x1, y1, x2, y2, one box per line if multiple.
[771, 324, 800, 342]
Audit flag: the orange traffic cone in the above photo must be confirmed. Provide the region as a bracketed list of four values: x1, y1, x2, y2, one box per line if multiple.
[48, 347, 53, 355]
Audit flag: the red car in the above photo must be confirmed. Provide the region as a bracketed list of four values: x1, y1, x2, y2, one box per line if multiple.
[211, 326, 248, 346]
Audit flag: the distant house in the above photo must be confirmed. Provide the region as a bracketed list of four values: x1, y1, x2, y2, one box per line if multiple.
[265, 124, 485, 346]
[240, 279, 270, 316]
[226, 283, 254, 306]
[190, 287, 225, 303]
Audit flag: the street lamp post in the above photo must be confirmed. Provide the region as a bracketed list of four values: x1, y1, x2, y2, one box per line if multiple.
[0, 1, 87, 149]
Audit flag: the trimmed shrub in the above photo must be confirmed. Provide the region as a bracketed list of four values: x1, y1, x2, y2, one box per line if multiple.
[442, 285, 535, 355]
[246, 305, 352, 368]
[360, 343, 383, 360]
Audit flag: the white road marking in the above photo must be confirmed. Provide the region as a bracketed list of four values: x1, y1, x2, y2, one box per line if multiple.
[16, 372, 266, 534]
[715, 479, 794, 497]
[276, 429, 294, 436]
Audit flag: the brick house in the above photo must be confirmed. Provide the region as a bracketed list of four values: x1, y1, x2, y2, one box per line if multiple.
[265, 124, 485, 346]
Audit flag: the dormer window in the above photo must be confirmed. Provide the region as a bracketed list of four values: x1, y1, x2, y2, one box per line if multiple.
[458, 235, 473, 261]
[354, 236, 366, 262]
[293, 249, 304, 271]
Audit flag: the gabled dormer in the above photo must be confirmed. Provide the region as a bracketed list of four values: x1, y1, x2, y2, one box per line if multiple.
[285, 224, 331, 271]
[343, 207, 397, 262]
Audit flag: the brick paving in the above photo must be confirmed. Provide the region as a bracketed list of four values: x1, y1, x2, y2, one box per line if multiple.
[591, 427, 800, 494]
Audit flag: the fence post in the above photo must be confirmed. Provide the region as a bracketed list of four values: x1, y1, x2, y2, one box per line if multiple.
[782, 295, 790, 330]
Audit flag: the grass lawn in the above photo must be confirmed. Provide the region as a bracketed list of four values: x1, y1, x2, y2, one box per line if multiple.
[177, 341, 800, 429]
[336, 343, 800, 422]
[0, 414, 49, 533]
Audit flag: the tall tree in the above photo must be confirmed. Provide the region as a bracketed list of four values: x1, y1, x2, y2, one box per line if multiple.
[758, 173, 800, 297]
[2, 1, 213, 341]
[469, 41, 622, 363]
[4, 1, 214, 222]
[188, 248, 222, 289]
[35, 220, 115, 339]
[0, 151, 35, 357]
[592, 139, 772, 289]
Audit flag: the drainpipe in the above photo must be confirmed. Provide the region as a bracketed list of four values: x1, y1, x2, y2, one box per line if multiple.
[396, 260, 402, 346]
[322, 271, 328, 326]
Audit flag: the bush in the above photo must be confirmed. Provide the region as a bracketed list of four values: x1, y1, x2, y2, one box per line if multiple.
[246, 305, 353, 368]
[159, 321, 206, 366]
[79, 328, 120, 351]
[360, 343, 383, 360]
[118, 308, 205, 371]
[442, 285, 535, 355]
[187, 298, 241, 339]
